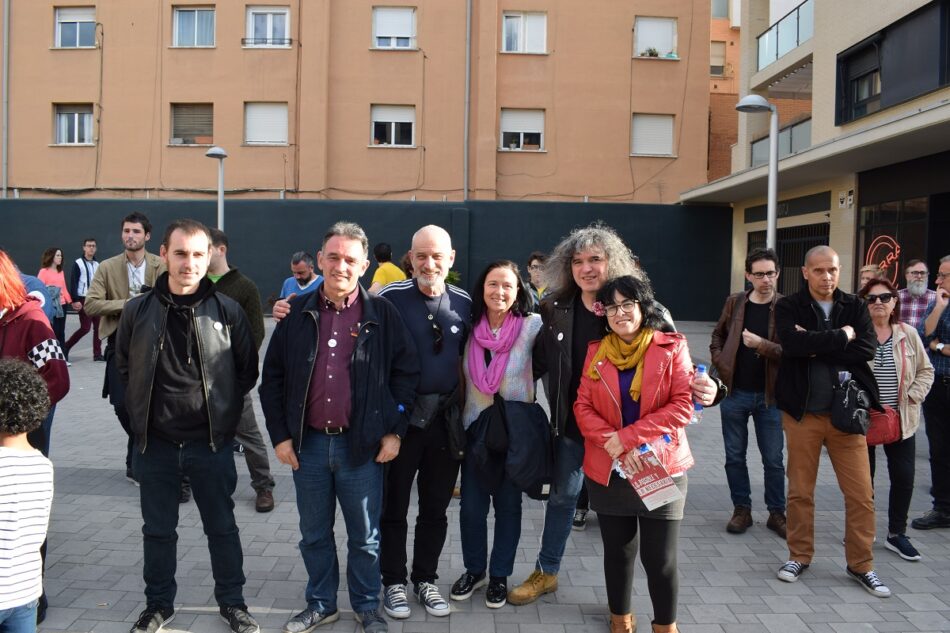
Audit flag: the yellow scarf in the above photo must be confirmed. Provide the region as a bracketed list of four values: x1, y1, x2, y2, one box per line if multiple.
[587, 329, 655, 402]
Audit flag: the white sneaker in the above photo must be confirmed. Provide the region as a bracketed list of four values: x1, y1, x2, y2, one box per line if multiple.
[414, 582, 450, 617]
[846, 567, 891, 598]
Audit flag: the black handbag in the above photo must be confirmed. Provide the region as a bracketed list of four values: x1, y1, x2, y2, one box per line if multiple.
[830, 372, 871, 435]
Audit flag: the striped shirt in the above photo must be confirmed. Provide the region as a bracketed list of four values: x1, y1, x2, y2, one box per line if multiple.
[872, 336, 899, 408]
[0, 448, 53, 610]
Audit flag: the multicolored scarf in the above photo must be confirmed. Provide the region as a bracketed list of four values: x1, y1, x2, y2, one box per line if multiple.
[587, 328, 655, 401]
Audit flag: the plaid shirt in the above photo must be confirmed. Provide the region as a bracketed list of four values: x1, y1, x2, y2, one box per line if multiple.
[899, 288, 936, 329]
[918, 300, 950, 377]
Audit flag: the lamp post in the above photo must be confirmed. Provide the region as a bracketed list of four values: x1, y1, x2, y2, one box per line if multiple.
[205, 146, 228, 231]
[736, 95, 778, 250]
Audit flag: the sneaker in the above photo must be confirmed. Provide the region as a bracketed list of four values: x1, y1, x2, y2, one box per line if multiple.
[414, 581, 450, 616]
[450, 571, 487, 601]
[776, 560, 808, 582]
[846, 567, 891, 598]
[233, 442, 245, 454]
[255, 489, 275, 513]
[220, 605, 260, 633]
[354, 609, 387, 633]
[507, 570, 558, 605]
[382, 584, 410, 619]
[283, 608, 339, 633]
[485, 577, 507, 609]
[66, 361, 72, 367]
[126, 468, 140, 487]
[885, 533, 921, 561]
[130, 606, 175, 633]
[726, 506, 753, 534]
[94, 355, 105, 362]
[911, 509, 950, 530]
[766, 511, 787, 539]
[572, 509, 588, 531]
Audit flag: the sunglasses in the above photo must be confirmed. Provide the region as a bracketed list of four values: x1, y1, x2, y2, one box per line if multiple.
[865, 293, 894, 304]
[431, 320, 444, 354]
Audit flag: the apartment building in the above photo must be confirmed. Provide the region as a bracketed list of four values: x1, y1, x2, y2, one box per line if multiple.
[683, 0, 950, 293]
[0, 0, 711, 203]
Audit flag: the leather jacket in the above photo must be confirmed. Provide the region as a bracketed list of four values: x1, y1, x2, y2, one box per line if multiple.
[710, 290, 782, 404]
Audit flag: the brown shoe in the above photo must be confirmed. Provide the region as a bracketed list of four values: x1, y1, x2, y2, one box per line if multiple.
[767, 511, 787, 539]
[255, 488, 275, 513]
[507, 570, 557, 605]
[726, 506, 752, 534]
[651, 624, 678, 633]
[610, 612, 636, 633]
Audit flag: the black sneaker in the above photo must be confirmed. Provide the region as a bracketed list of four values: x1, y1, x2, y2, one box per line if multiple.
[911, 509, 950, 530]
[382, 584, 410, 619]
[885, 533, 921, 561]
[485, 577, 507, 609]
[846, 567, 891, 598]
[776, 560, 808, 582]
[283, 608, 339, 633]
[572, 509, 588, 530]
[353, 609, 387, 633]
[220, 605, 260, 633]
[413, 581, 449, 616]
[126, 468, 140, 487]
[450, 571, 487, 601]
[130, 606, 175, 633]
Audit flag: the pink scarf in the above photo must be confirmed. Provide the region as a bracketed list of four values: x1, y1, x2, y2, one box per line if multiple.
[468, 312, 524, 395]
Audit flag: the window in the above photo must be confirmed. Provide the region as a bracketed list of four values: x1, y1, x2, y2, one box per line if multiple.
[245, 103, 288, 144]
[245, 6, 291, 47]
[710, 41, 726, 75]
[852, 69, 881, 118]
[631, 114, 674, 156]
[502, 12, 546, 53]
[55, 7, 95, 48]
[371, 105, 415, 146]
[373, 7, 415, 49]
[55, 104, 93, 144]
[173, 7, 215, 47]
[499, 109, 544, 151]
[836, 42, 880, 124]
[711, 0, 729, 19]
[634, 16, 677, 58]
[171, 103, 213, 145]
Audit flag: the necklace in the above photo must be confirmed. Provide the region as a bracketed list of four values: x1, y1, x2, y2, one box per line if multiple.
[424, 290, 445, 323]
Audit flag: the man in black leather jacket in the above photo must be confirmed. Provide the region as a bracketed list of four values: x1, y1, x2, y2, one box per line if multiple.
[116, 219, 261, 633]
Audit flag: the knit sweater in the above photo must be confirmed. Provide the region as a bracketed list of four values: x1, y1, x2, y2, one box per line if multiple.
[461, 313, 542, 428]
[212, 267, 265, 350]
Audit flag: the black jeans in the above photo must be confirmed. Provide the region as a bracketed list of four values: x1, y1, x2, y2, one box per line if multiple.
[923, 379, 950, 514]
[380, 417, 461, 587]
[868, 434, 916, 534]
[598, 514, 679, 625]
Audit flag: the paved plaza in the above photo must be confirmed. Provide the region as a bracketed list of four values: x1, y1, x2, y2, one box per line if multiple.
[40, 319, 950, 633]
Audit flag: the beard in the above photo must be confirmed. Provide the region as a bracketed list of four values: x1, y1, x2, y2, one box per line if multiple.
[907, 279, 928, 298]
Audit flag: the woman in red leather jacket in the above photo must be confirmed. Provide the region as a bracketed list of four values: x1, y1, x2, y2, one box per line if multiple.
[574, 274, 694, 633]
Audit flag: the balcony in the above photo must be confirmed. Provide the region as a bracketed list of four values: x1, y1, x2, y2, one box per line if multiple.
[757, 0, 813, 71]
[751, 117, 811, 167]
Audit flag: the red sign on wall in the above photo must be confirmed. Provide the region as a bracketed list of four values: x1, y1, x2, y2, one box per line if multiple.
[865, 235, 901, 286]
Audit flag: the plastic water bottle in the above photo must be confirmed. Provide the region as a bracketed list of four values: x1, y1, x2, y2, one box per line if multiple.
[690, 364, 707, 424]
[639, 434, 673, 458]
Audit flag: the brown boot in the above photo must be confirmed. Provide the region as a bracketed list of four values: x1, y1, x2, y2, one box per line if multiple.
[726, 506, 752, 534]
[767, 511, 787, 539]
[610, 612, 636, 633]
[507, 570, 558, 605]
[651, 623, 678, 633]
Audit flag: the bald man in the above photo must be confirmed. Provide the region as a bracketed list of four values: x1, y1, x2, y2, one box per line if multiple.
[773, 246, 890, 597]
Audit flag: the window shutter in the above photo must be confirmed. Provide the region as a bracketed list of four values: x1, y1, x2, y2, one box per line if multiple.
[632, 114, 673, 155]
[374, 7, 413, 38]
[636, 17, 676, 55]
[245, 103, 288, 143]
[57, 104, 93, 115]
[710, 41, 726, 71]
[172, 104, 213, 137]
[371, 105, 415, 124]
[57, 7, 94, 22]
[524, 13, 546, 53]
[501, 109, 544, 133]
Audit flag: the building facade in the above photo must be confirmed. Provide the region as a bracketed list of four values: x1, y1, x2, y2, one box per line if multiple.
[1, 0, 711, 203]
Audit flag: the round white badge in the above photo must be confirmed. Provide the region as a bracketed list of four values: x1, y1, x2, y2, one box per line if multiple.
[327, 338, 338, 348]
[557, 332, 564, 341]
[213, 322, 223, 331]
[450, 325, 459, 334]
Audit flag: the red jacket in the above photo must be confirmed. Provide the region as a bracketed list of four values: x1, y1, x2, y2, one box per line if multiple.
[574, 331, 694, 486]
[0, 298, 69, 405]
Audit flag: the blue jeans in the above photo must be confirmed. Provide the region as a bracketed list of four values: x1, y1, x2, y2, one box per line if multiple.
[293, 432, 383, 613]
[133, 437, 246, 609]
[719, 389, 785, 512]
[459, 455, 523, 578]
[537, 435, 585, 574]
[0, 600, 37, 633]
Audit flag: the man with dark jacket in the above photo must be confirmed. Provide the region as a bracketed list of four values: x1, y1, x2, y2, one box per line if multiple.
[773, 246, 890, 598]
[208, 228, 275, 513]
[117, 219, 261, 633]
[710, 248, 786, 538]
[259, 222, 419, 633]
[65, 237, 102, 360]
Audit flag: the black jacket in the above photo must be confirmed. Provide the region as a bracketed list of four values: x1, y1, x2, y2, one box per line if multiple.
[774, 287, 879, 420]
[258, 284, 420, 466]
[116, 273, 260, 451]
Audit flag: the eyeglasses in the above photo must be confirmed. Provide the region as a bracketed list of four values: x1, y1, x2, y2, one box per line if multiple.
[907, 270, 928, 277]
[749, 271, 778, 279]
[431, 320, 444, 354]
[937, 273, 950, 280]
[865, 293, 894, 304]
[527, 264, 543, 271]
[605, 300, 639, 317]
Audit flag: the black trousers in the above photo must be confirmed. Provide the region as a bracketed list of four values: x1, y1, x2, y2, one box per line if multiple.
[868, 434, 916, 534]
[923, 379, 950, 514]
[598, 513, 679, 625]
[380, 417, 461, 587]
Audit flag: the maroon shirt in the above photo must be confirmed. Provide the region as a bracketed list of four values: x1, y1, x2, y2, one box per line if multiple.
[305, 287, 363, 431]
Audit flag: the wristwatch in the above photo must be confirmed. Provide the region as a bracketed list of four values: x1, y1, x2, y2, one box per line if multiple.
[937, 343, 946, 353]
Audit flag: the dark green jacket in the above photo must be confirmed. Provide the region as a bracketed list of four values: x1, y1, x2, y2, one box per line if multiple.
[214, 267, 265, 350]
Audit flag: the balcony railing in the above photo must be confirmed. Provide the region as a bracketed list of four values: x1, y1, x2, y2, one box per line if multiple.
[756, 0, 813, 71]
[751, 118, 811, 167]
[242, 37, 293, 47]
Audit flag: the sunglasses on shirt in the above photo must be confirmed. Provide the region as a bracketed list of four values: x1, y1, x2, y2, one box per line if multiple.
[431, 320, 444, 354]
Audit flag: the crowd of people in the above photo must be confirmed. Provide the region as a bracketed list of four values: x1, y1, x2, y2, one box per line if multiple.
[2, 212, 950, 633]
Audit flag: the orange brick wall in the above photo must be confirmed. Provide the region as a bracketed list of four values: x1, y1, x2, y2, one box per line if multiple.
[708, 93, 739, 181]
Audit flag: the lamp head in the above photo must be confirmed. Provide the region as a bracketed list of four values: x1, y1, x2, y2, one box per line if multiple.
[205, 146, 228, 160]
[735, 94, 774, 113]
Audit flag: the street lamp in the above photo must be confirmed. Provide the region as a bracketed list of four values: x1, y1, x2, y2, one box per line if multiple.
[205, 146, 228, 231]
[736, 95, 778, 250]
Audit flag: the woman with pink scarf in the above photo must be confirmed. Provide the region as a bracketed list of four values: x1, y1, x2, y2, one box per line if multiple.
[449, 260, 542, 610]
